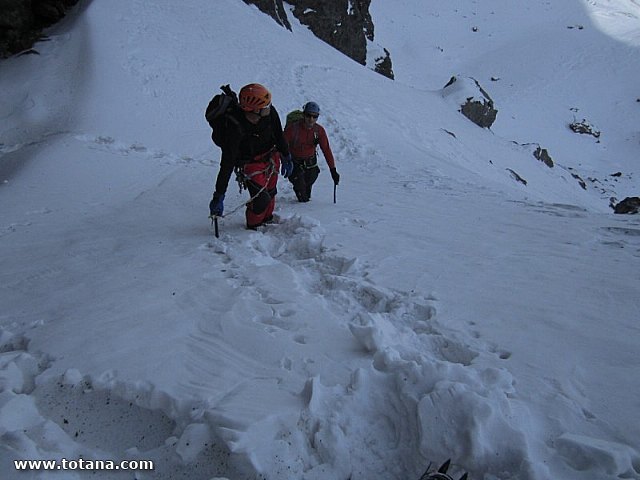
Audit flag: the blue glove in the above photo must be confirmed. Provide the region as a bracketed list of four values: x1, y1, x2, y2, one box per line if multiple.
[209, 192, 224, 217]
[280, 154, 293, 179]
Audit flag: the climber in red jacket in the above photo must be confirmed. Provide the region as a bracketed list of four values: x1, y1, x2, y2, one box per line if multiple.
[283, 101, 340, 202]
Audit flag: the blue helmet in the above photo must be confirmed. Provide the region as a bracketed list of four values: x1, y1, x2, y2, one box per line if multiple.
[303, 101, 320, 116]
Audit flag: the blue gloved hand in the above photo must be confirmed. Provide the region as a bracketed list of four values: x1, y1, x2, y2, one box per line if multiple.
[209, 192, 225, 217]
[280, 153, 293, 179]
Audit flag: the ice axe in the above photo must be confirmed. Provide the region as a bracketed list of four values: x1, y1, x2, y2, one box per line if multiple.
[210, 215, 220, 238]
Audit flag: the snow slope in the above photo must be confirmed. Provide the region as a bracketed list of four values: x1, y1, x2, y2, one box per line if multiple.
[372, 0, 639, 200]
[1, 0, 639, 479]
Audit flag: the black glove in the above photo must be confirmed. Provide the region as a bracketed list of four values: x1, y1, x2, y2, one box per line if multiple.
[330, 168, 340, 185]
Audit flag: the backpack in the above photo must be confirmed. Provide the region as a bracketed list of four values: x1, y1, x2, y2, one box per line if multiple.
[205, 85, 241, 147]
[286, 109, 319, 146]
[285, 109, 304, 127]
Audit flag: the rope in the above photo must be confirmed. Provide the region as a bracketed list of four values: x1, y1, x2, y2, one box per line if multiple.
[219, 156, 276, 218]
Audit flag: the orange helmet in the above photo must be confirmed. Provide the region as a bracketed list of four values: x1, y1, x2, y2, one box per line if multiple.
[239, 83, 272, 111]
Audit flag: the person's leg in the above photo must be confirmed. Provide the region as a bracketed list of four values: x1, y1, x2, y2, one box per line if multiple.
[245, 187, 273, 228]
[289, 162, 309, 202]
[244, 157, 280, 228]
[304, 166, 320, 200]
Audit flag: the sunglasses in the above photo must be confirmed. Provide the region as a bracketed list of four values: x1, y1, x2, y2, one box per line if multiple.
[304, 113, 319, 119]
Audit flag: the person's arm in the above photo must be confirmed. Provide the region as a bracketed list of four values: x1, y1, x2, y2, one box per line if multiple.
[317, 125, 336, 169]
[271, 107, 290, 157]
[214, 120, 242, 195]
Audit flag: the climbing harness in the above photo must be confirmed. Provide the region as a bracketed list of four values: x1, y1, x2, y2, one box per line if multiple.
[210, 151, 277, 230]
[293, 155, 318, 170]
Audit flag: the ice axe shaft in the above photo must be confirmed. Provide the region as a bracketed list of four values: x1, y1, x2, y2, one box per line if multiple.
[211, 215, 219, 238]
[333, 184, 337, 204]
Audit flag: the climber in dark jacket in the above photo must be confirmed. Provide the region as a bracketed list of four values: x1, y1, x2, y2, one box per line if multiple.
[209, 83, 292, 229]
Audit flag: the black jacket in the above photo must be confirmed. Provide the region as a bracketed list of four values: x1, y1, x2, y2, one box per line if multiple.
[214, 106, 289, 195]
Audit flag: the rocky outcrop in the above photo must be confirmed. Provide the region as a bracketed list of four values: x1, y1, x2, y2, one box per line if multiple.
[441, 76, 498, 128]
[0, 0, 80, 58]
[533, 146, 554, 168]
[288, 0, 373, 67]
[506, 168, 527, 186]
[612, 197, 640, 214]
[370, 46, 394, 79]
[241, 0, 291, 29]
[242, 0, 394, 79]
[569, 118, 601, 140]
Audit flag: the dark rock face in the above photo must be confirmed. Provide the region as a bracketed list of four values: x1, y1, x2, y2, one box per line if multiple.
[461, 97, 497, 129]
[243, 0, 394, 79]
[442, 76, 498, 129]
[288, 0, 373, 66]
[241, 0, 291, 29]
[569, 119, 601, 139]
[460, 79, 497, 128]
[1, 0, 38, 57]
[506, 168, 527, 185]
[613, 197, 640, 214]
[372, 47, 393, 79]
[533, 146, 554, 168]
[0, 0, 79, 58]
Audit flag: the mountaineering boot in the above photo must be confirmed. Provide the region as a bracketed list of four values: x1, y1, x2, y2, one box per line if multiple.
[295, 192, 310, 202]
[245, 213, 280, 230]
[263, 213, 280, 224]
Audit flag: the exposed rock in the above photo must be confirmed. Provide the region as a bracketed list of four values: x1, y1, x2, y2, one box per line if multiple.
[569, 119, 601, 139]
[289, 0, 372, 65]
[613, 197, 640, 214]
[533, 146, 554, 168]
[506, 168, 527, 185]
[568, 170, 587, 190]
[442, 76, 498, 128]
[372, 47, 394, 79]
[461, 97, 497, 128]
[33, 0, 67, 24]
[243, 0, 394, 79]
[241, 0, 291, 29]
[0, 0, 37, 57]
[442, 129, 457, 139]
[0, 0, 79, 58]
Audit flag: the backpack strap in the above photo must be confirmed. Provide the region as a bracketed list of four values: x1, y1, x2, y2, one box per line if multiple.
[227, 114, 243, 138]
[205, 95, 232, 125]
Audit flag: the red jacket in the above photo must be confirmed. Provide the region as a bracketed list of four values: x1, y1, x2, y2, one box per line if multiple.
[284, 121, 336, 169]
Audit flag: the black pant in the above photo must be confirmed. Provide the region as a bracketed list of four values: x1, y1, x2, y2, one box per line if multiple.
[289, 161, 319, 202]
